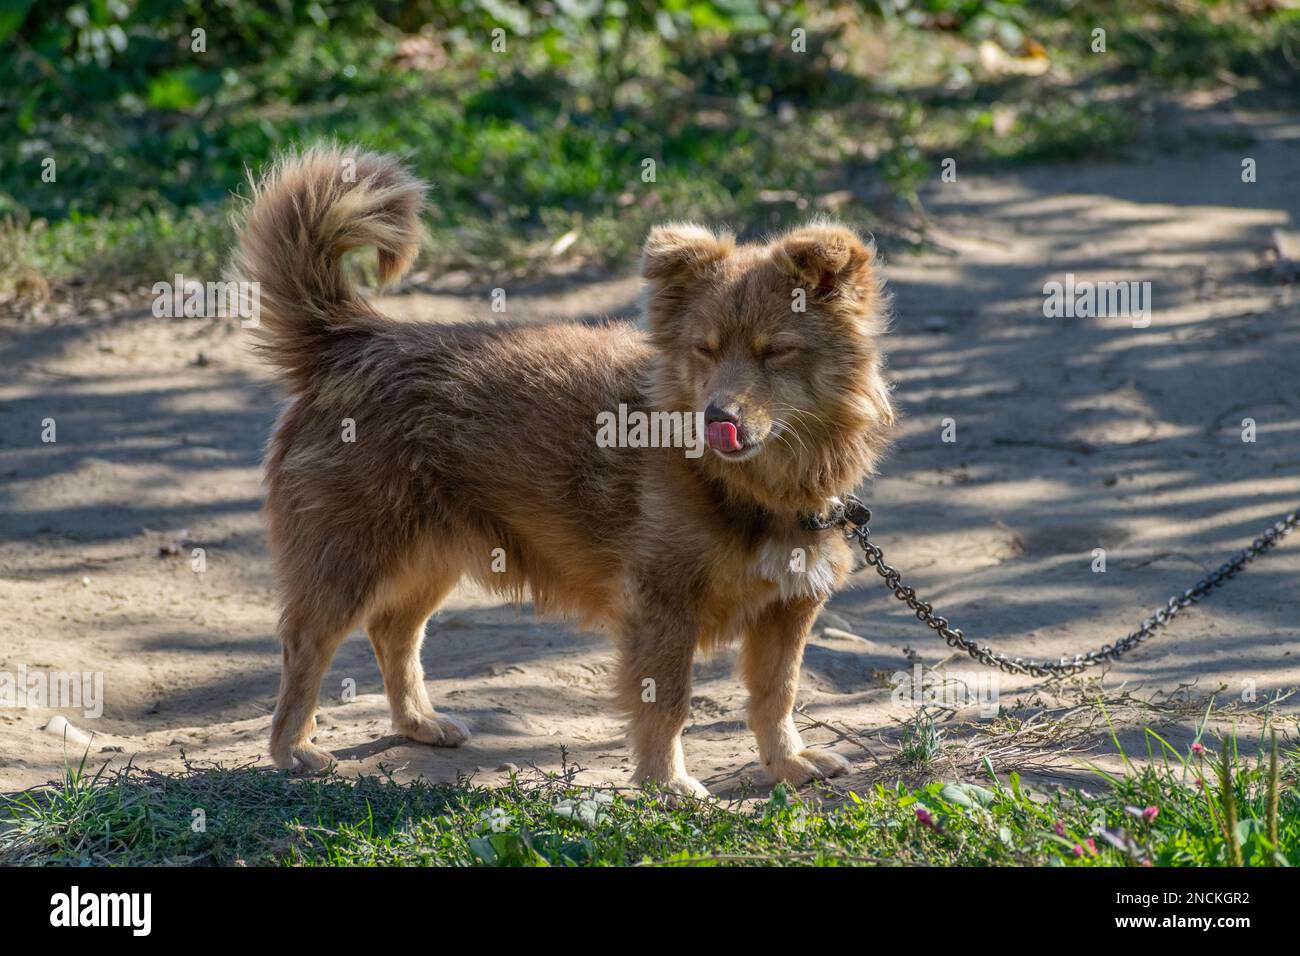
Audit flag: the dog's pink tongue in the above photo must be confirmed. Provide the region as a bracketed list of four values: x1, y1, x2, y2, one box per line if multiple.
[707, 421, 742, 452]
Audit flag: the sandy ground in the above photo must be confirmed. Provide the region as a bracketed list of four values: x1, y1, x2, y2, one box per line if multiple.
[2, 100, 1299, 798]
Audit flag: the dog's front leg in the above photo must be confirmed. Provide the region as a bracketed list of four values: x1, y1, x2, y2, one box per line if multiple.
[741, 597, 850, 786]
[617, 589, 707, 799]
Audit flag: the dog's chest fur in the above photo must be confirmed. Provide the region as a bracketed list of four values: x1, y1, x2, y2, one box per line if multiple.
[749, 532, 849, 602]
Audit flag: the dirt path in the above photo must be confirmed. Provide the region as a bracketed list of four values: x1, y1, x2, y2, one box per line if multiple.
[3, 102, 1298, 796]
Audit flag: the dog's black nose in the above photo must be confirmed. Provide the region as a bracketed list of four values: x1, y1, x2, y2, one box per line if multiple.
[705, 403, 740, 424]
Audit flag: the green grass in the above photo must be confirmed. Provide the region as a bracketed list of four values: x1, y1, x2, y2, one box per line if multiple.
[3, 727, 1296, 867]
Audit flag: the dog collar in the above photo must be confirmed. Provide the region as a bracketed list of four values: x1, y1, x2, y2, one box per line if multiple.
[797, 494, 871, 533]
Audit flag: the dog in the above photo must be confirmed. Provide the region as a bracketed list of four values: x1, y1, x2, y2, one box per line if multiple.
[234, 146, 895, 796]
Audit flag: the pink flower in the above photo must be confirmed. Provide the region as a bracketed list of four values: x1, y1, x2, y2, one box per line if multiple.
[1085, 838, 1097, 856]
[1072, 844, 1084, 857]
[1191, 742, 1206, 756]
[1143, 806, 1159, 823]
[916, 807, 938, 830]
[1054, 820, 1066, 837]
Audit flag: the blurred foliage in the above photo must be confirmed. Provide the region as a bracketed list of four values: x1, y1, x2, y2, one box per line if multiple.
[1102, 0, 1300, 86]
[0, 0, 1297, 294]
[0, 1, 825, 220]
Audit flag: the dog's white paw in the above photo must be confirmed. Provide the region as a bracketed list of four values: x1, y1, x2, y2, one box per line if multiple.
[766, 748, 851, 786]
[661, 775, 710, 800]
[633, 771, 711, 803]
[398, 712, 470, 747]
[286, 742, 335, 775]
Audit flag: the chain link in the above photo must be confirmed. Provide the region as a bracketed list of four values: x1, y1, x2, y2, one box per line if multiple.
[836, 496, 1300, 679]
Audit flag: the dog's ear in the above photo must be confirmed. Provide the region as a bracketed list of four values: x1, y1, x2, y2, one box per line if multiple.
[774, 223, 876, 300]
[641, 223, 734, 282]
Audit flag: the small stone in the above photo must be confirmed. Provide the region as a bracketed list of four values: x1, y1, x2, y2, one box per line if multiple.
[818, 609, 854, 631]
[43, 716, 92, 747]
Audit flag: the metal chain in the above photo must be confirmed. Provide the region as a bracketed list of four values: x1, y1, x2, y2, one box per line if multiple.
[830, 495, 1300, 679]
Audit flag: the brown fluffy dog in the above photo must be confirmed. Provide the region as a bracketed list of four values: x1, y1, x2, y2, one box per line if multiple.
[234, 146, 894, 796]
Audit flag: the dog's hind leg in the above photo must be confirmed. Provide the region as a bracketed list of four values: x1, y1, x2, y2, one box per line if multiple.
[270, 597, 357, 773]
[366, 566, 469, 748]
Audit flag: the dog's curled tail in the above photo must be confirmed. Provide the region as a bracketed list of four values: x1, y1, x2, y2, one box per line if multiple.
[232, 144, 426, 383]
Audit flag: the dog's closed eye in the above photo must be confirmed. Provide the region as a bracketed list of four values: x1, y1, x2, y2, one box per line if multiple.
[762, 344, 801, 364]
